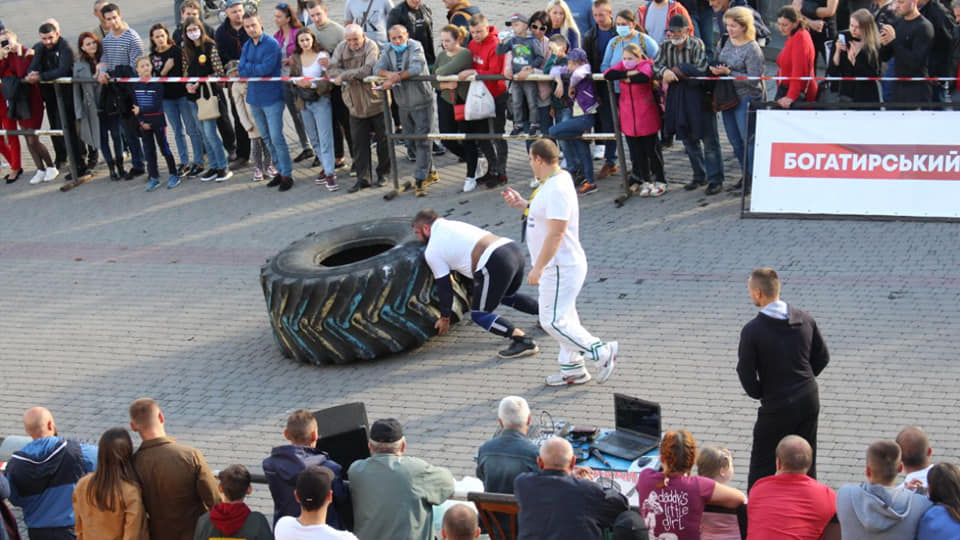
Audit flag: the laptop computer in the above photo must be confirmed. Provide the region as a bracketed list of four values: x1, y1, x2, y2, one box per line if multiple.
[591, 394, 662, 461]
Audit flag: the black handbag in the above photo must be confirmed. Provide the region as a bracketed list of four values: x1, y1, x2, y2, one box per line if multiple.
[711, 78, 740, 112]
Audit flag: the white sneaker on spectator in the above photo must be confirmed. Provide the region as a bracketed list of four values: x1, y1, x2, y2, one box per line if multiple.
[29, 170, 45, 184]
[593, 341, 618, 384]
[477, 156, 487, 178]
[530, 177, 540, 188]
[649, 182, 666, 197]
[463, 177, 477, 192]
[593, 145, 604, 160]
[545, 370, 592, 386]
[639, 182, 653, 197]
[43, 167, 59, 182]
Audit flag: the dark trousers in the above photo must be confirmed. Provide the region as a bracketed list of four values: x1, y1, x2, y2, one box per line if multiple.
[99, 113, 125, 164]
[349, 113, 389, 183]
[140, 124, 177, 179]
[228, 90, 250, 159]
[471, 242, 538, 338]
[42, 92, 82, 168]
[436, 94, 465, 161]
[216, 94, 237, 156]
[625, 134, 664, 184]
[748, 384, 820, 490]
[27, 526, 75, 540]
[119, 115, 145, 170]
[464, 118, 499, 178]
[332, 87, 353, 160]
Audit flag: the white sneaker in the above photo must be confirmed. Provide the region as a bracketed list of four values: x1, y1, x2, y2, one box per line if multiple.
[649, 182, 666, 197]
[215, 169, 233, 182]
[477, 156, 487, 178]
[593, 145, 604, 160]
[463, 177, 477, 192]
[593, 341, 618, 384]
[43, 167, 59, 182]
[545, 370, 592, 386]
[529, 177, 540, 188]
[29, 170, 45, 184]
[639, 182, 653, 197]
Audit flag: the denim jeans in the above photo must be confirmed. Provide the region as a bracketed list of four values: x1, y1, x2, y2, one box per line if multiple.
[721, 95, 754, 176]
[98, 113, 125, 165]
[198, 117, 227, 169]
[119, 115, 144, 170]
[282, 83, 310, 151]
[681, 110, 725, 185]
[251, 100, 293, 176]
[549, 113, 595, 183]
[300, 97, 335, 174]
[140, 125, 177, 179]
[163, 97, 204, 166]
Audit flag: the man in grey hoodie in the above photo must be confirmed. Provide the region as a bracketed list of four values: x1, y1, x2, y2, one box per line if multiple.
[836, 440, 933, 540]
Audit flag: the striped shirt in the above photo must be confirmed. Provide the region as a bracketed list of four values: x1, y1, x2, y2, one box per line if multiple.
[102, 28, 144, 71]
[652, 36, 707, 79]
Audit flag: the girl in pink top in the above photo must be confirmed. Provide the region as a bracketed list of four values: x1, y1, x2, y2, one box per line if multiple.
[697, 446, 742, 540]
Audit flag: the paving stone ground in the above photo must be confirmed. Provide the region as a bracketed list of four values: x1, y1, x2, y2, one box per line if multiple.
[3, 0, 960, 519]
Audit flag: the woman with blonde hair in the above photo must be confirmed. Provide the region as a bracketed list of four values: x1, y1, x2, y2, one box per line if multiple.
[546, 0, 582, 49]
[637, 430, 746, 540]
[830, 8, 880, 102]
[710, 5, 764, 189]
[72, 427, 148, 539]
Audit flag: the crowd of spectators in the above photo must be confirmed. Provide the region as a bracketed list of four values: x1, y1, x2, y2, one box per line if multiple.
[0, 0, 955, 198]
[1, 397, 960, 539]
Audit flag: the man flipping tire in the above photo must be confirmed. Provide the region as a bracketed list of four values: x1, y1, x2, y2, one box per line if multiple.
[414, 209, 541, 358]
[501, 139, 619, 386]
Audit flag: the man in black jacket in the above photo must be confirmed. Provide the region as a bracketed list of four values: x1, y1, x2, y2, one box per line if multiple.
[26, 22, 89, 178]
[388, 0, 435, 64]
[879, 0, 934, 103]
[917, 0, 956, 102]
[737, 267, 830, 490]
[514, 437, 628, 540]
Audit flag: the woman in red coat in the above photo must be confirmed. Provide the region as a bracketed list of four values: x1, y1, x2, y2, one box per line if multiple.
[774, 6, 818, 108]
[0, 29, 56, 184]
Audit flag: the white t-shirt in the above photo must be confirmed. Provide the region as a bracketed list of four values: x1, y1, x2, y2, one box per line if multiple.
[525, 169, 587, 268]
[274, 516, 359, 540]
[344, 0, 393, 45]
[424, 218, 508, 279]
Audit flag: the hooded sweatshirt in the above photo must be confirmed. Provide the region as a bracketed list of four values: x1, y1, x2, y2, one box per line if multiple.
[193, 502, 273, 539]
[262, 445, 350, 529]
[6, 436, 97, 529]
[836, 482, 933, 540]
[468, 26, 506, 98]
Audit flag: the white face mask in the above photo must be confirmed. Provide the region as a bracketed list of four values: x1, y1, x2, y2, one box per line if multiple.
[669, 37, 685, 45]
[187, 29, 202, 41]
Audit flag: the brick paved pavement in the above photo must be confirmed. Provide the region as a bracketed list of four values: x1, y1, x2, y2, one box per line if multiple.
[2, 0, 960, 519]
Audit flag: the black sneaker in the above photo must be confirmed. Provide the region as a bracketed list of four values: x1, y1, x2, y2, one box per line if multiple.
[406, 146, 416, 162]
[348, 180, 371, 193]
[432, 142, 446, 156]
[705, 183, 723, 195]
[509, 126, 524, 136]
[293, 148, 314, 163]
[683, 179, 707, 191]
[266, 174, 283, 187]
[498, 336, 540, 359]
[278, 176, 294, 192]
[186, 164, 204, 178]
[375, 174, 387, 187]
[484, 174, 507, 189]
[125, 167, 145, 181]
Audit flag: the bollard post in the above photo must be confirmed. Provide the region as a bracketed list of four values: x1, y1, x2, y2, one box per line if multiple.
[605, 80, 630, 205]
[54, 82, 80, 187]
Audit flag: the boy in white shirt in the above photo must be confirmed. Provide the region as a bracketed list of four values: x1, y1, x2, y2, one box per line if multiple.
[274, 466, 358, 540]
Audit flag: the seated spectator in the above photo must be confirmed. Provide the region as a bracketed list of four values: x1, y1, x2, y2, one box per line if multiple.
[6, 407, 97, 540]
[72, 427, 148, 539]
[514, 437, 629, 540]
[918, 463, 960, 537]
[837, 440, 932, 540]
[348, 418, 455, 540]
[829, 9, 881, 103]
[897, 426, 934, 494]
[638, 430, 745, 540]
[194, 464, 273, 540]
[263, 410, 349, 529]
[129, 398, 220, 540]
[441, 504, 480, 540]
[747, 435, 836, 540]
[696, 446, 740, 540]
[274, 467, 358, 540]
[476, 396, 539, 493]
[549, 48, 599, 194]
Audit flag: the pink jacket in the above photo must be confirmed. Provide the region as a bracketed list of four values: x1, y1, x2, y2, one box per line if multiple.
[606, 59, 660, 137]
[273, 27, 302, 59]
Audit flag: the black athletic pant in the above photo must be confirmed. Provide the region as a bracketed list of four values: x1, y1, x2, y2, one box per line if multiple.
[42, 92, 82, 169]
[471, 242, 538, 337]
[332, 87, 353, 161]
[625, 134, 664, 184]
[748, 383, 820, 490]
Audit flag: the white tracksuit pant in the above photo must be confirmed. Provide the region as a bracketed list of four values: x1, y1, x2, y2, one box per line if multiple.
[538, 263, 603, 372]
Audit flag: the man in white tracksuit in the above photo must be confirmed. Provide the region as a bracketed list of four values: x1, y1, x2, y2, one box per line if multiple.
[501, 139, 619, 386]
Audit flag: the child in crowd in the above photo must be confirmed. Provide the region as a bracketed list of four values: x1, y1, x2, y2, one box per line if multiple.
[274, 466, 358, 540]
[547, 48, 598, 194]
[194, 464, 273, 539]
[497, 13, 544, 136]
[227, 61, 276, 183]
[132, 56, 179, 191]
[696, 446, 741, 540]
[529, 34, 569, 189]
[603, 43, 665, 197]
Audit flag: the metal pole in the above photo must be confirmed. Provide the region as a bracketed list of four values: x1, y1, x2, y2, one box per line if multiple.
[741, 101, 760, 217]
[606, 80, 630, 206]
[383, 89, 400, 192]
[54, 82, 80, 186]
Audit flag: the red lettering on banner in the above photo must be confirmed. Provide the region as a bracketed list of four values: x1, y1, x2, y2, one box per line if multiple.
[770, 144, 960, 180]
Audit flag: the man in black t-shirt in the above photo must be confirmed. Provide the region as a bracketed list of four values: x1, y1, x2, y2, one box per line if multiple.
[917, 0, 956, 101]
[879, 0, 935, 103]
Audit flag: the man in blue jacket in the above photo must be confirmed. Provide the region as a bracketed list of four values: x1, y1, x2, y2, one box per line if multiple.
[238, 13, 295, 191]
[263, 409, 350, 529]
[6, 407, 96, 540]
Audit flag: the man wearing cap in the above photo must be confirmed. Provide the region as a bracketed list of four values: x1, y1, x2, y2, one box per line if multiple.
[653, 14, 725, 195]
[348, 419, 455, 540]
[275, 466, 359, 540]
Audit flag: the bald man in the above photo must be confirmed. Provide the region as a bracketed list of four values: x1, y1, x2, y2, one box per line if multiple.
[514, 437, 628, 540]
[896, 426, 934, 493]
[442, 504, 480, 540]
[746, 435, 836, 540]
[6, 407, 97, 540]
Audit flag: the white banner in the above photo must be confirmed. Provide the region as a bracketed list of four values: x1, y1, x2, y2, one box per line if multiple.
[750, 110, 960, 218]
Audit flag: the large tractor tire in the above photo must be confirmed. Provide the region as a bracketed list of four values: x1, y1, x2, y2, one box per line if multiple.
[260, 218, 471, 365]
